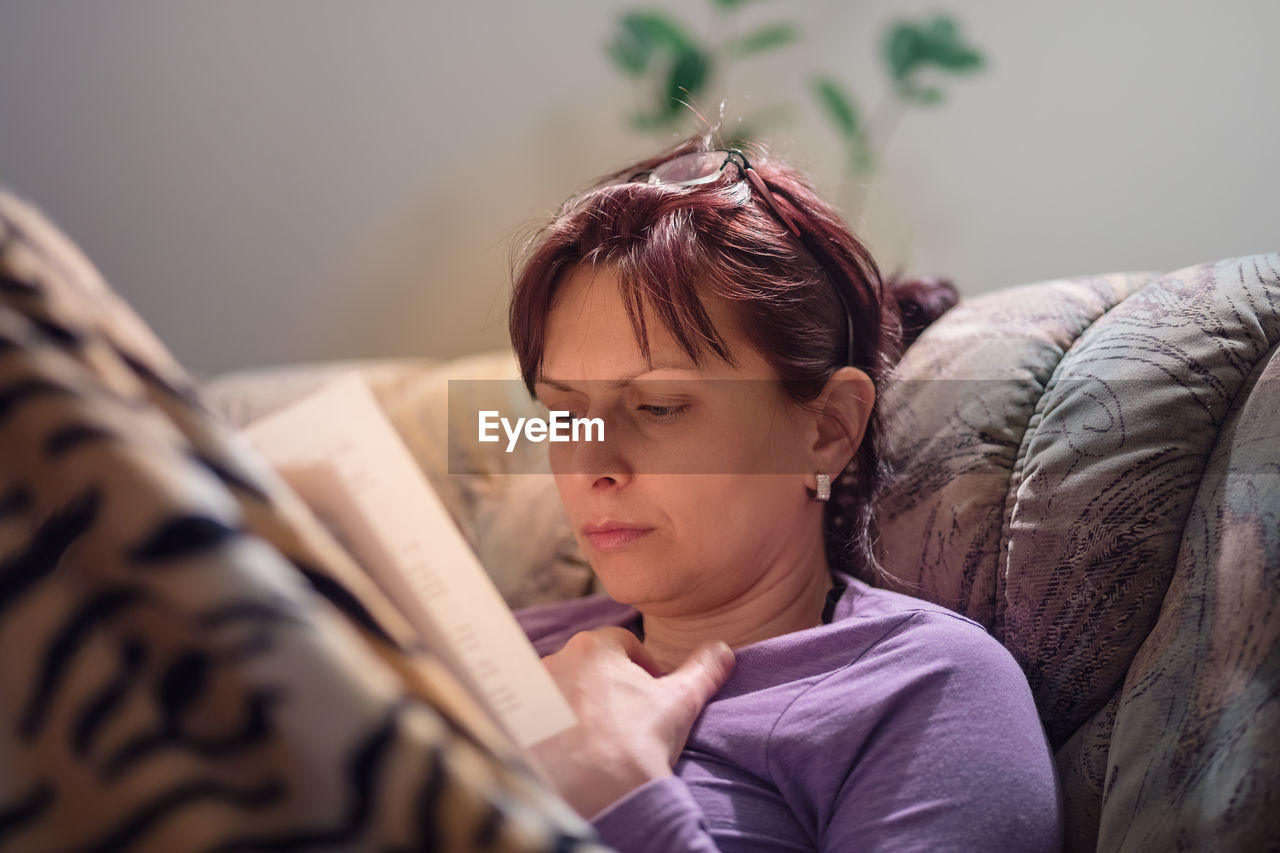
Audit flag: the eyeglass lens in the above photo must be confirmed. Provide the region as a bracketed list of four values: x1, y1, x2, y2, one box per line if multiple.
[649, 151, 731, 185]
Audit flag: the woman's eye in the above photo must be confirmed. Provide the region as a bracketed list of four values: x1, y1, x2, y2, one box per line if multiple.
[637, 403, 689, 422]
[542, 400, 584, 418]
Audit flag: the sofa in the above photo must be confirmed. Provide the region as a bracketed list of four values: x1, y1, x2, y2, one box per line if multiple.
[205, 255, 1280, 852]
[2, 185, 1276, 851]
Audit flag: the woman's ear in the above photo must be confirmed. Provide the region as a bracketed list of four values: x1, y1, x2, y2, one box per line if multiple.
[809, 367, 875, 472]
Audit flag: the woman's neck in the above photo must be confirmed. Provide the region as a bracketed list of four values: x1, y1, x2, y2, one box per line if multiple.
[638, 562, 835, 674]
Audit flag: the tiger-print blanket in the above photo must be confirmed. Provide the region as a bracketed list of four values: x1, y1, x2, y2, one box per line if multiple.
[0, 189, 611, 851]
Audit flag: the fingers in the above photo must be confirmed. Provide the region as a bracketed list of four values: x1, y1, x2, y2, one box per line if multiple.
[563, 626, 665, 676]
[555, 630, 736, 705]
[593, 626, 665, 675]
[661, 642, 736, 728]
[545, 632, 735, 773]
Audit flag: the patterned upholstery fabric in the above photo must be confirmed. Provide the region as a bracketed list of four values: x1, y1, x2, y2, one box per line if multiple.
[0, 189, 610, 851]
[877, 256, 1280, 852]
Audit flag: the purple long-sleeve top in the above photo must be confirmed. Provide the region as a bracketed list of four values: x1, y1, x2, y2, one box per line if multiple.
[515, 571, 1064, 852]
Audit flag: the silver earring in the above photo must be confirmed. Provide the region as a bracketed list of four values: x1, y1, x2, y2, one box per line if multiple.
[814, 472, 831, 502]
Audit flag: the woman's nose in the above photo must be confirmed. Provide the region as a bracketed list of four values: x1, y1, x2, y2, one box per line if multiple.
[554, 420, 633, 490]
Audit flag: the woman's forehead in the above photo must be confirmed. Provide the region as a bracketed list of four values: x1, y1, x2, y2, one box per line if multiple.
[542, 265, 760, 382]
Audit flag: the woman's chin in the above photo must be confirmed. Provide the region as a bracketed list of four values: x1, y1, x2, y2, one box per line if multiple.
[589, 560, 658, 606]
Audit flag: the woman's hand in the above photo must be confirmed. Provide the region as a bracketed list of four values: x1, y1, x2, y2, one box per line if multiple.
[527, 627, 735, 819]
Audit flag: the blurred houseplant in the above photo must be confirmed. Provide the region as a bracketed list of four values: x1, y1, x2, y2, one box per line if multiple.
[606, 2, 986, 221]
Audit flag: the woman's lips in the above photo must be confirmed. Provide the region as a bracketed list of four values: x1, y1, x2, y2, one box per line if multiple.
[584, 527, 654, 552]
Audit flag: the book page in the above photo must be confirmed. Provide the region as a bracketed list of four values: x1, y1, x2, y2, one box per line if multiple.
[242, 371, 575, 749]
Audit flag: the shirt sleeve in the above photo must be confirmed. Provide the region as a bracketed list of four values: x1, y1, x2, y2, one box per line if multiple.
[811, 613, 1065, 852]
[589, 776, 723, 853]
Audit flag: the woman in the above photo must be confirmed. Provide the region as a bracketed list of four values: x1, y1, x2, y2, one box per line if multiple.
[508, 137, 1063, 852]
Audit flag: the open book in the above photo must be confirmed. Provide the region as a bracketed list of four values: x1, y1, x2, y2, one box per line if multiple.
[241, 372, 576, 749]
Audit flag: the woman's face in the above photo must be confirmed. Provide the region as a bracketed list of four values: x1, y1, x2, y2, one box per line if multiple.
[534, 264, 827, 618]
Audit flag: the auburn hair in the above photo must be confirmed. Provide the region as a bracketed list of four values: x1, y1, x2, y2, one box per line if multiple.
[508, 134, 957, 584]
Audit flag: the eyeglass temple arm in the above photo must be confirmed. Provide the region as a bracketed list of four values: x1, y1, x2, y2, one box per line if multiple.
[740, 166, 856, 365]
[740, 167, 802, 239]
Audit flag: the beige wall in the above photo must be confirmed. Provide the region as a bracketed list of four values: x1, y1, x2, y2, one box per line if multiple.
[1, 1, 1276, 376]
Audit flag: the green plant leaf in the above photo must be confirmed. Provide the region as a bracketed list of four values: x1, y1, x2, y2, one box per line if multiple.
[726, 23, 799, 57]
[606, 11, 696, 76]
[626, 44, 712, 131]
[712, 0, 769, 8]
[620, 11, 695, 50]
[884, 23, 923, 83]
[882, 14, 985, 84]
[921, 15, 983, 70]
[607, 35, 649, 76]
[811, 76, 860, 141]
[665, 47, 711, 115]
[924, 16, 956, 41]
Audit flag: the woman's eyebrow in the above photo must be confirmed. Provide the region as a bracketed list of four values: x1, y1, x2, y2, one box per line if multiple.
[536, 364, 698, 391]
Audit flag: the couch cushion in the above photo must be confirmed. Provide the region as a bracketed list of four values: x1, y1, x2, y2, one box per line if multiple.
[875, 271, 1156, 634]
[877, 253, 1280, 851]
[1093, 264, 1280, 852]
[1002, 257, 1280, 745]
